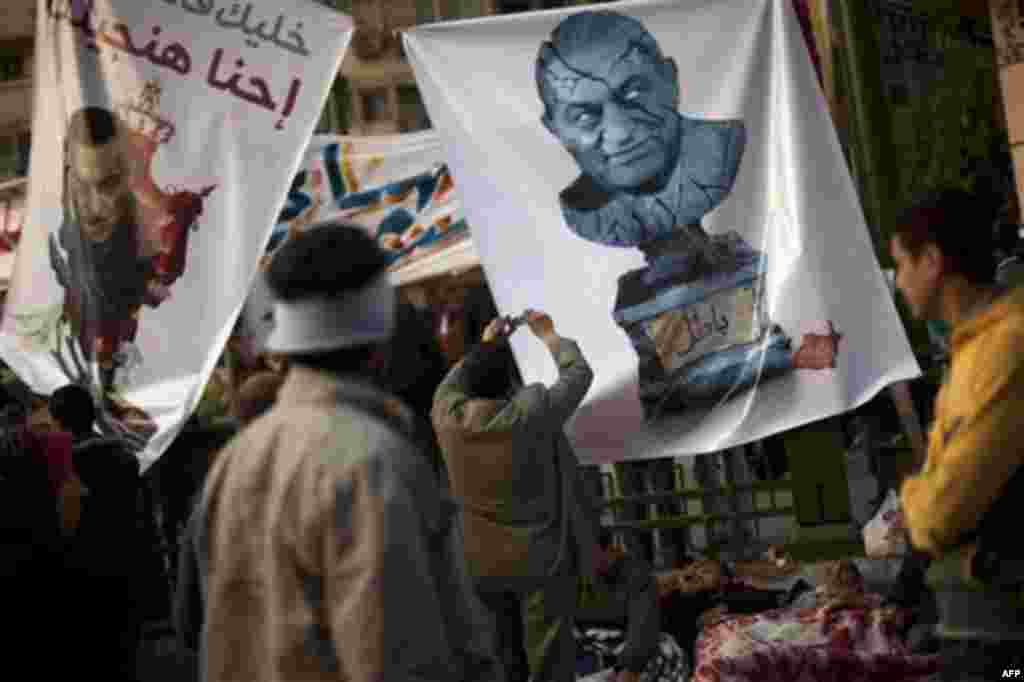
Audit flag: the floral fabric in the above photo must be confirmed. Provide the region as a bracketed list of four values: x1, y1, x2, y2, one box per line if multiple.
[693, 603, 942, 681]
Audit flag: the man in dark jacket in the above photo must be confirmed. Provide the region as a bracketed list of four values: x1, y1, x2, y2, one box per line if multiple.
[577, 528, 660, 682]
[432, 310, 600, 682]
[0, 401, 67, 678]
[49, 383, 143, 682]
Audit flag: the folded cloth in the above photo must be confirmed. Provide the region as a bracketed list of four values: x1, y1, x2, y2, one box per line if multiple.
[693, 604, 942, 681]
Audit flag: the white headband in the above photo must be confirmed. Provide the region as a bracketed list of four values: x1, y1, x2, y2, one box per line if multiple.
[263, 273, 396, 354]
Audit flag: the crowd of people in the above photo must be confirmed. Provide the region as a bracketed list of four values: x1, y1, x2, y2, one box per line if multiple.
[0, 382, 164, 681]
[1, 183, 1023, 682]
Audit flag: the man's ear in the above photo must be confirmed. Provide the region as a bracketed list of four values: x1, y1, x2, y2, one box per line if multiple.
[921, 242, 945, 279]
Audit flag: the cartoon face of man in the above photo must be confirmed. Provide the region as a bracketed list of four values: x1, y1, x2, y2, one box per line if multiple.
[65, 107, 134, 244]
[538, 12, 682, 195]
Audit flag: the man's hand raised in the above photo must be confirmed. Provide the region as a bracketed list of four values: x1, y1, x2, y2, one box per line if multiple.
[524, 309, 557, 346]
[481, 317, 513, 344]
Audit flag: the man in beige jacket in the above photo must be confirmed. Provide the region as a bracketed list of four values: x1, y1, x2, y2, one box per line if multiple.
[176, 222, 500, 682]
[432, 310, 600, 682]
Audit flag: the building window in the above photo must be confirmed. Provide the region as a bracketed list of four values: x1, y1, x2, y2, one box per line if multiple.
[0, 55, 24, 82]
[333, 79, 352, 133]
[315, 78, 352, 134]
[497, 0, 531, 12]
[416, 0, 437, 24]
[361, 88, 390, 124]
[441, 0, 488, 20]
[0, 132, 29, 182]
[398, 86, 431, 132]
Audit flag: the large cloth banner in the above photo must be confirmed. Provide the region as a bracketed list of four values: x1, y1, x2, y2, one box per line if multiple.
[0, 0, 351, 469]
[404, 0, 919, 464]
[242, 131, 468, 350]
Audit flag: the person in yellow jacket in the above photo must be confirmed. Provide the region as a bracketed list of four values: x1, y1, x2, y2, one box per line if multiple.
[890, 189, 1024, 681]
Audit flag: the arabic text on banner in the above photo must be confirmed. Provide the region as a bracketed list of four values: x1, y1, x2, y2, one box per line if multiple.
[0, 0, 352, 469]
[244, 130, 469, 349]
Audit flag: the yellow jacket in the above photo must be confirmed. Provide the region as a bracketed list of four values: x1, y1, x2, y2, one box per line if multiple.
[901, 286, 1024, 569]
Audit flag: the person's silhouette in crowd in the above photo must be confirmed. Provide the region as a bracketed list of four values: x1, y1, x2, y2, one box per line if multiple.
[49, 383, 144, 682]
[576, 529, 671, 682]
[176, 222, 501, 682]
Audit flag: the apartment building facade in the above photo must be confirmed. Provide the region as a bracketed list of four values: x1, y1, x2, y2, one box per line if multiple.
[0, 0, 33, 187]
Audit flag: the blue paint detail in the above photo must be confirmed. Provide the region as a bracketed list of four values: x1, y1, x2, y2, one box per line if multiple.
[667, 328, 793, 404]
[377, 210, 415, 236]
[278, 171, 312, 223]
[613, 255, 765, 325]
[269, 144, 468, 266]
[323, 142, 346, 202]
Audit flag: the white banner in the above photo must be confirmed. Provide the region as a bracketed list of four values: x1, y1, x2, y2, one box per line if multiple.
[243, 131, 470, 350]
[404, 0, 919, 464]
[0, 181, 26, 288]
[0, 0, 351, 469]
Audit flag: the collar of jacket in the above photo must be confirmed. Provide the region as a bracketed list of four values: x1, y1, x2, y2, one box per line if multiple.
[277, 365, 417, 441]
[949, 284, 1019, 351]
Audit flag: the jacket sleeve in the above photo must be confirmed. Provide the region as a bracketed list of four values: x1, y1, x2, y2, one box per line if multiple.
[324, 448, 463, 682]
[539, 336, 594, 427]
[901, 326, 1024, 555]
[617, 558, 661, 674]
[173, 503, 204, 653]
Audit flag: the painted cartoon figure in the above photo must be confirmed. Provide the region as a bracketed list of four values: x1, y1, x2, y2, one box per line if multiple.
[48, 103, 215, 446]
[536, 10, 745, 285]
[536, 10, 840, 419]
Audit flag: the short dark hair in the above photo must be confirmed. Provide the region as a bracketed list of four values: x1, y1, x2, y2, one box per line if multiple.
[265, 221, 389, 302]
[464, 339, 518, 401]
[49, 383, 96, 434]
[893, 188, 998, 285]
[598, 526, 614, 550]
[67, 107, 120, 149]
[264, 221, 391, 376]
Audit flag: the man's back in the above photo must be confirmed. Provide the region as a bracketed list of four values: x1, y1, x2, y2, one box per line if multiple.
[0, 425, 62, 577]
[66, 435, 143, 583]
[432, 331, 597, 582]
[195, 367, 496, 682]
